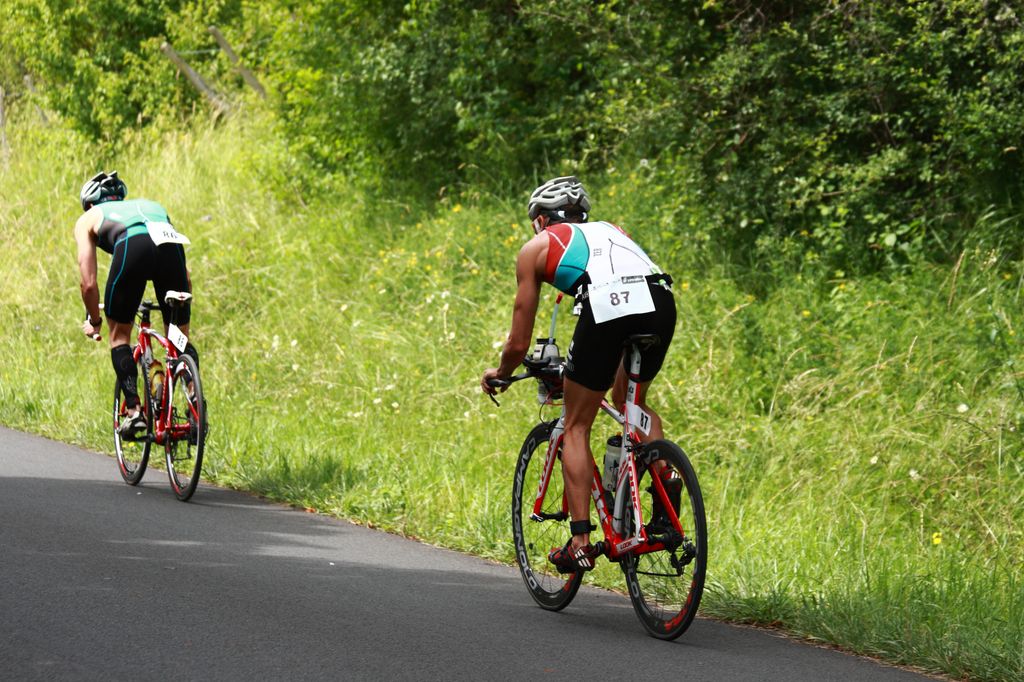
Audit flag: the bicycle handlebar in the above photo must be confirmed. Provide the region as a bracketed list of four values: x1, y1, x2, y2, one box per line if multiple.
[485, 372, 531, 390]
[486, 357, 564, 406]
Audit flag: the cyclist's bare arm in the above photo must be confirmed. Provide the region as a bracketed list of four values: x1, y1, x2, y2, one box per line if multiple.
[481, 235, 548, 393]
[74, 208, 103, 337]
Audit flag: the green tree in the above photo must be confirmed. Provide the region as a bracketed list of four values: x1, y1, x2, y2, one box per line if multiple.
[2, 0, 244, 137]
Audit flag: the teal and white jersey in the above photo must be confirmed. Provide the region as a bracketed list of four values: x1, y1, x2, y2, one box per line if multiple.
[95, 199, 172, 253]
[543, 221, 661, 295]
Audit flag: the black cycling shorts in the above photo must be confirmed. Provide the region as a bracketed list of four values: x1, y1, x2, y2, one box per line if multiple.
[104, 232, 191, 325]
[564, 281, 676, 392]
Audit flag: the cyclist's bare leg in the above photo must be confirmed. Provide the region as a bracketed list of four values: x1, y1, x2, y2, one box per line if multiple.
[610, 366, 663, 442]
[562, 377, 605, 552]
[610, 367, 673, 483]
[107, 319, 133, 347]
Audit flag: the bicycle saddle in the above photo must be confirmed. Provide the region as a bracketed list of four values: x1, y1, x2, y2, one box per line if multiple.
[164, 290, 193, 307]
[624, 333, 660, 350]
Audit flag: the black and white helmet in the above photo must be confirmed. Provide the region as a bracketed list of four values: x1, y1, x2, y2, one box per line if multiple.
[527, 175, 591, 221]
[80, 171, 127, 211]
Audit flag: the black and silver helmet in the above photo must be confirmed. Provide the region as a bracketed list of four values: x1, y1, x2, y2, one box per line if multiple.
[80, 171, 127, 211]
[527, 175, 591, 221]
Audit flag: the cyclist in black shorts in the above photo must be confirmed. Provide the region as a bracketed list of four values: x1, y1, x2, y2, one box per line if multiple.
[481, 176, 676, 572]
[74, 171, 199, 438]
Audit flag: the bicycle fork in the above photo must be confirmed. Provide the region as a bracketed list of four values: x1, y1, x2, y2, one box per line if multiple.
[531, 416, 567, 523]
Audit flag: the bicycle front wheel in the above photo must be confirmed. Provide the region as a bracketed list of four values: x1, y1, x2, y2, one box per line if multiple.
[621, 439, 707, 640]
[512, 420, 583, 611]
[164, 354, 206, 501]
[113, 351, 152, 485]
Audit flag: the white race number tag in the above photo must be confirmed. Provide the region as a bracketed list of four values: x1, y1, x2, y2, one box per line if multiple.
[627, 402, 652, 436]
[147, 221, 191, 246]
[588, 275, 655, 324]
[168, 323, 189, 353]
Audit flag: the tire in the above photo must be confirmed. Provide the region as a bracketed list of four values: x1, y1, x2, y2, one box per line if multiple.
[512, 420, 584, 611]
[621, 439, 707, 640]
[164, 354, 205, 501]
[113, 349, 152, 485]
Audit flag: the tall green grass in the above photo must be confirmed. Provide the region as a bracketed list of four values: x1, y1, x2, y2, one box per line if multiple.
[1, 119, 1021, 681]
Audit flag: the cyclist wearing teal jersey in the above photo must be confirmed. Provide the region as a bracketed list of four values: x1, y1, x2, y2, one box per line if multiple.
[481, 176, 676, 572]
[74, 171, 198, 438]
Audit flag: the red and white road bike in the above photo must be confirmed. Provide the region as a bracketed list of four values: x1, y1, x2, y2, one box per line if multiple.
[113, 291, 207, 501]
[489, 298, 706, 639]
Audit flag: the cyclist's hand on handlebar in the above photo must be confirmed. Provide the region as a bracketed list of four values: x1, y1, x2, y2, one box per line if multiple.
[481, 368, 509, 396]
[82, 317, 102, 342]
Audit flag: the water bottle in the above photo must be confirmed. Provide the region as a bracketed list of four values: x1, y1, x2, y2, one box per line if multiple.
[533, 338, 559, 404]
[603, 434, 622, 492]
[150, 359, 165, 408]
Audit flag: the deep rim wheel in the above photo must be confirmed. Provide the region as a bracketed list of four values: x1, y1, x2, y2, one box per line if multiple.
[512, 420, 584, 611]
[113, 351, 152, 485]
[164, 354, 205, 501]
[621, 439, 707, 640]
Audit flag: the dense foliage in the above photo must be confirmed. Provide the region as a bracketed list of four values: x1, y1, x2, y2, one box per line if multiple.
[4, 0, 1021, 269]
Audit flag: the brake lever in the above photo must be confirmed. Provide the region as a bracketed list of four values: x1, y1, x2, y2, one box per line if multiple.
[486, 377, 510, 407]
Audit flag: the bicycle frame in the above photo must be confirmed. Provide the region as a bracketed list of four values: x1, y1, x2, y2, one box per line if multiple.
[130, 306, 194, 446]
[529, 304, 686, 562]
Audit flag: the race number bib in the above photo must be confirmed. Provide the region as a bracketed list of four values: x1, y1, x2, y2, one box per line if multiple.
[168, 324, 189, 353]
[147, 221, 191, 246]
[627, 402, 652, 436]
[588, 275, 655, 324]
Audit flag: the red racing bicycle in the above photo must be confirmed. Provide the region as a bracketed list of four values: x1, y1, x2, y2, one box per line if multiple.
[113, 291, 207, 501]
[489, 299, 706, 639]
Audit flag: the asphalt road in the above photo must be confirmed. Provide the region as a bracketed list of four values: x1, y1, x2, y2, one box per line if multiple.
[0, 426, 936, 681]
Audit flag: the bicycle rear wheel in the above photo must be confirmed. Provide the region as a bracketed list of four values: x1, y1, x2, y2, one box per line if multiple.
[113, 351, 152, 485]
[164, 354, 205, 501]
[512, 420, 583, 611]
[621, 439, 706, 640]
